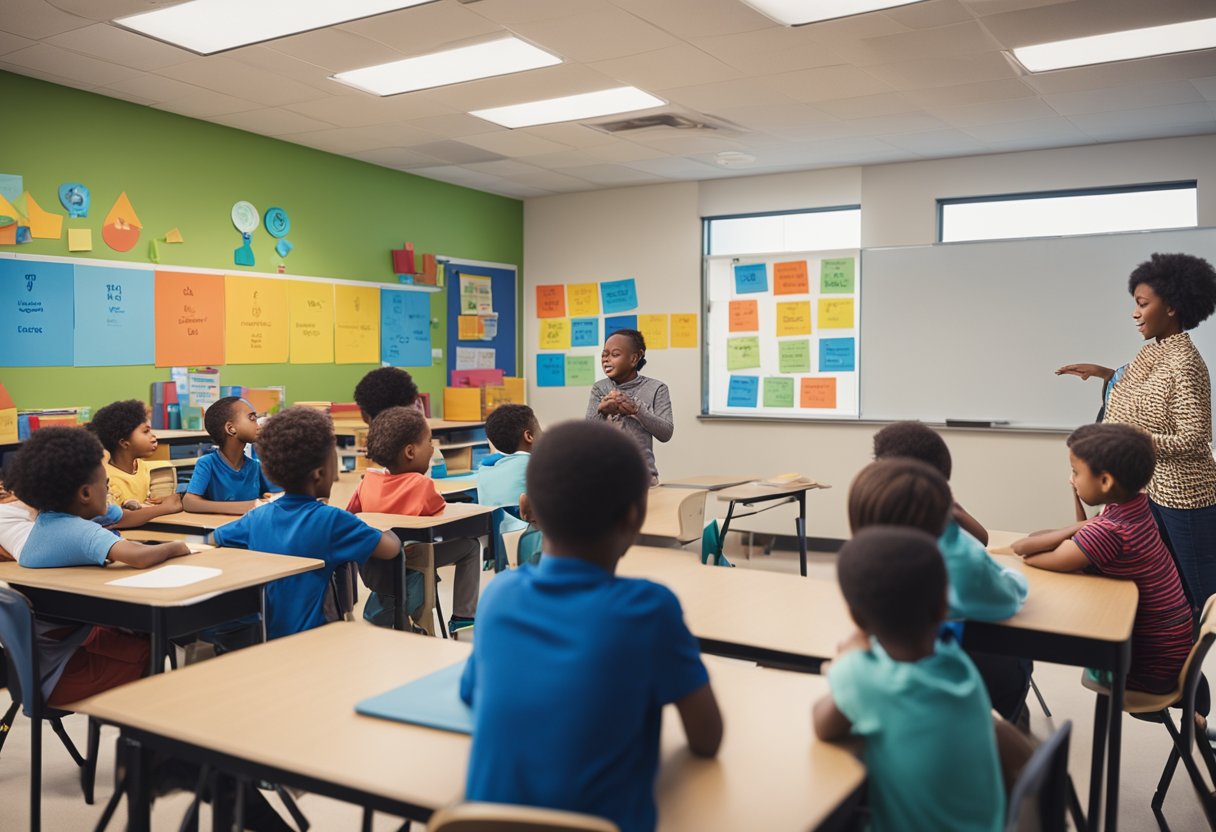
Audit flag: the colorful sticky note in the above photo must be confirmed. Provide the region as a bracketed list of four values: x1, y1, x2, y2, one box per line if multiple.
[776, 301, 812, 337]
[727, 375, 759, 407]
[638, 313, 668, 350]
[800, 377, 837, 409]
[334, 284, 380, 364]
[729, 300, 758, 332]
[819, 337, 856, 372]
[381, 288, 431, 367]
[600, 279, 638, 314]
[565, 355, 596, 386]
[567, 283, 600, 316]
[820, 258, 856, 294]
[537, 354, 565, 387]
[68, 228, 93, 252]
[733, 263, 767, 294]
[763, 377, 794, 408]
[444, 387, 482, 421]
[164, 227, 184, 244]
[538, 318, 571, 350]
[73, 266, 154, 366]
[778, 339, 811, 374]
[154, 270, 225, 367]
[24, 192, 63, 240]
[818, 297, 856, 329]
[223, 276, 288, 364]
[571, 317, 599, 347]
[288, 280, 334, 364]
[670, 313, 697, 348]
[536, 284, 566, 318]
[0, 260, 75, 367]
[773, 261, 809, 295]
[101, 191, 142, 253]
[726, 336, 761, 371]
[605, 315, 637, 338]
[457, 315, 483, 341]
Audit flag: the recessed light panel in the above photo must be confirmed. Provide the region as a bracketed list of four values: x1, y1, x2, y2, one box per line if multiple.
[740, 0, 927, 27]
[470, 87, 666, 129]
[1012, 17, 1216, 72]
[333, 37, 561, 96]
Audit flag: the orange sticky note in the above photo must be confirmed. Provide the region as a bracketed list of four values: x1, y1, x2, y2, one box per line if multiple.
[444, 387, 482, 421]
[536, 285, 566, 318]
[670, 314, 697, 348]
[24, 192, 63, 240]
[773, 261, 809, 295]
[154, 270, 226, 367]
[729, 300, 758, 332]
[800, 377, 837, 409]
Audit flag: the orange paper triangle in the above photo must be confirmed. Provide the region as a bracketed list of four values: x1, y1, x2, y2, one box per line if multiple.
[0, 193, 24, 225]
[103, 191, 142, 229]
[24, 192, 63, 240]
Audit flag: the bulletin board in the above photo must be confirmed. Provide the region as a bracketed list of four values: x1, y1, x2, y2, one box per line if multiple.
[444, 257, 518, 382]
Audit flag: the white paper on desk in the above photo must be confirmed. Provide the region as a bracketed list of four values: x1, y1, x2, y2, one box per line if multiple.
[106, 565, 222, 589]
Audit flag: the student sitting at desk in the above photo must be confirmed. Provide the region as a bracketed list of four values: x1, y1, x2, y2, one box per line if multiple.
[478, 403, 541, 566]
[182, 397, 281, 515]
[89, 398, 182, 528]
[461, 420, 722, 832]
[212, 407, 401, 640]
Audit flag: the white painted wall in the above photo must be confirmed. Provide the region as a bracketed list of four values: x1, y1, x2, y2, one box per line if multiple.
[523, 134, 1216, 539]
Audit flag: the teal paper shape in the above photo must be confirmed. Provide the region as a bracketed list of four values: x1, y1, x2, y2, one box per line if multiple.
[275, 239, 293, 257]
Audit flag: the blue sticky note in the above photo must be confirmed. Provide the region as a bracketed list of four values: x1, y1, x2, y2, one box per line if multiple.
[819, 337, 856, 372]
[600, 278, 638, 314]
[0, 259, 75, 367]
[604, 315, 637, 338]
[727, 375, 759, 408]
[381, 288, 431, 367]
[0, 174, 22, 202]
[73, 266, 154, 366]
[733, 263, 768, 294]
[537, 354, 565, 387]
[571, 317, 599, 347]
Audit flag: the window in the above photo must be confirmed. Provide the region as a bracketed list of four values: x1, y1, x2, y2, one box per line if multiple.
[704, 206, 861, 256]
[938, 182, 1197, 243]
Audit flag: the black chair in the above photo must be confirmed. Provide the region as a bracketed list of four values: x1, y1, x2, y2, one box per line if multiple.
[1005, 720, 1084, 832]
[0, 585, 100, 831]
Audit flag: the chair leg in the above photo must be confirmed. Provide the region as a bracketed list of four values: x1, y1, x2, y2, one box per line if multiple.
[31, 714, 42, 832]
[275, 784, 311, 832]
[1088, 693, 1110, 826]
[1068, 776, 1088, 832]
[362, 808, 374, 832]
[94, 741, 129, 832]
[83, 717, 101, 804]
[0, 699, 19, 754]
[50, 716, 86, 767]
[1151, 746, 1180, 813]
[1161, 710, 1216, 828]
[1030, 675, 1053, 718]
[176, 764, 210, 832]
[435, 582, 449, 639]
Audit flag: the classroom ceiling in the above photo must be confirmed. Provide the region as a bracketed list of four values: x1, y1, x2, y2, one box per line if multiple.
[4, 0, 1216, 199]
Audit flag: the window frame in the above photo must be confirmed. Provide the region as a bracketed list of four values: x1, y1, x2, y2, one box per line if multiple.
[702, 204, 862, 257]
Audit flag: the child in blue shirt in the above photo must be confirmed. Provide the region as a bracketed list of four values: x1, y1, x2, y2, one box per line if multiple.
[477, 403, 541, 565]
[212, 407, 401, 639]
[461, 420, 723, 832]
[183, 397, 281, 514]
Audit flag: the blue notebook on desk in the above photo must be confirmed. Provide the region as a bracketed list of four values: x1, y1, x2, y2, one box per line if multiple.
[355, 661, 473, 734]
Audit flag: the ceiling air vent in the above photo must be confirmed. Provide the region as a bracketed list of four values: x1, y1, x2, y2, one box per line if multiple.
[591, 113, 717, 134]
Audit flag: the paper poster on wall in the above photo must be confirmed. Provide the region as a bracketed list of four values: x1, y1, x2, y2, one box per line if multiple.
[727, 376, 759, 407]
[600, 279, 638, 314]
[818, 297, 855, 329]
[458, 315, 483, 341]
[733, 263, 767, 294]
[225, 275, 289, 364]
[456, 347, 497, 370]
[334, 284, 380, 364]
[188, 368, 220, 410]
[73, 265, 154, 366]
[819, 338, 856, 372]
[154, 270, 225, 367]
[381, 288, 431, 367]
[820, 258, 855, 293]
[0, 259, 75, 366]
[538, 318, 571, 350]
[571, 317, 599, 347]
[638, 314, 668, 350]
[567, 283, 600, 316]
[773, 261, 809, 295]
[778, 339, 810, 374]
[536, 284, 566, 318]
[604, 315, 637, 338]
[726, 336, 760, 370]
[776, 301, 812, 337]
[480, 314, 498, 340]
[729, 300, 758, 332]
[800, 377, 837, 408]
[565, 355, 596, 386]
[287, 281, 334, 364]
[537, 353, 565, 387]
[459, 274, 493, 315]
[763, 377, 794, 407]
[670, 314, 697, 348]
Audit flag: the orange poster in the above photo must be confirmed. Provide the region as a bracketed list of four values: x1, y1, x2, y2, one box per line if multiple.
[800, 377, 837, 409]
[154, 270, 225, 367]
[729, 300, 759, 332]
[773, 261, 809, 295]
[536, 284, 566, 318]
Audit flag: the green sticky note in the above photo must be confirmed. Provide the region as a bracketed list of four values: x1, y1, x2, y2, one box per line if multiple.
[565, 354, 596, 386]
[778, 339, 811, 374]
[726, 336, 761, 371]
[763, 377, 794, 407]
[820, 258, 855, 293]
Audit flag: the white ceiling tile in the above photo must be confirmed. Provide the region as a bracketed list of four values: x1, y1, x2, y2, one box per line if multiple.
[709, 102, 843, 131]
[692, 25, 846, 74]
[522, 122, 618, 148]
[715, 45, 849, 76]
[0, 31, 34, 57]
[662, 78, 799, 112]
[1071, 118, 1216, 145]
[903, 77, 1036, 108]
[960, 115, 1089, 144]
[464, 159, 554, 177]
[622, 156, 725, 178]
[622, 131, 749, 155]
[2, 43, 139, 87]
[509, 7, 681, 63]
[882, 0, 975, 29]
[412, 165, 521, 193]
[267, 28, 404, 73]
[460, 131, 575, 157]
[0, 59, 94, 91]
[98, 72, 204, 103]
[351, 146, 446, 169]
[1194, 76, 1216, 101]
[282, 124, 441, 154]
[0, 0, 92, 39]
[503, 169, 597, 191]
[465, 0, 612, 27]
[405, 113, 505, 139]
[209, 107, 337, 136]
[285, 93, 454, 127]
[508, 149, 602, 168]
[793, 12, 914, 41]
[339, 2, 505, 52]
[834, 111, 951, 135]
[817, 92, 921, 120]
[879, 128, 992, 156]
[553, 163, 668, 185]
[492, 182, 557, 198]
[45, 23, 195, 70]
[153, 90, 262, 118]
[865, 50, 1021, 89]
[94, 86, 157, 107]
[839, 21, 1005, 66]
[932, 95, 1057, 126]
[1066, 102, 1216, 138]
[964, 0, 1075, 16]
[768, 65, 896, 103]
[590, 44, 742, 91]
[156, 57, 327, 107]
[580, 140, 671, 163]
[603, 0, 773, 39]
[1043, 80, 1206, 116]
[227, 46, 345, 92]
[407, 140, 508, 164]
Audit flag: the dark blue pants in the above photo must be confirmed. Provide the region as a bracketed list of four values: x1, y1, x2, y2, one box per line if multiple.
[1149, 499, 1216, 612]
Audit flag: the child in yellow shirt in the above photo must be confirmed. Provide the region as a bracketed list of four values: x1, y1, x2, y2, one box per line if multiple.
[89, 399, 181, 527]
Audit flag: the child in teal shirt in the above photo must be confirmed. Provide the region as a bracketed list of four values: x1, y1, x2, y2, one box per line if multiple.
[478, 404, 540, 566]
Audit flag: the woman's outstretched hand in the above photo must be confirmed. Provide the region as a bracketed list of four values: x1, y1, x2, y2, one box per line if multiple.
[1055, 363, 1114, 381]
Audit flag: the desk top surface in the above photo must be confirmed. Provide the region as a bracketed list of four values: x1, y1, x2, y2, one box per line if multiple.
[75, 623, 864, 831]
[145, 511, 239, 532]
[715, 480, 830, 501]
[357, 502, 497, 531]
[661, 475, 759, 490]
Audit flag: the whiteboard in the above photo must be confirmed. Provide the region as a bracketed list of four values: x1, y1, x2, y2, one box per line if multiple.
[860, 227, 1216, 431]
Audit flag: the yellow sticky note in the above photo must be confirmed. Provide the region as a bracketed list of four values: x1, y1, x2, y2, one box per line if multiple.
[225, 276, 289, 364]
[24, 192, 63, 240]
[0, 408, 15, 445]
[670, 314, 697, 348]
[567, 283, 600, 317]
[165, 227, 184, 244]
[818, 297, 856, 330]
[334, 284, 380, 364]
[776, 301, 812, 336]
[68, 228, 93, 252]
[288, 280, 334, 364]
[538, 318, 571, 350]
[638, 314, 668, 350]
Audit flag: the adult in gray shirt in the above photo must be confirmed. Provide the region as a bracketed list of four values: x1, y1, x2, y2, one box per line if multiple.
[585, 328, 673, 484]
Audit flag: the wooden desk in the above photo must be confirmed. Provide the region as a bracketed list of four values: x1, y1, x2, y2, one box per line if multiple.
[140, 511, 238, 540]
[151, 430, 210, 444]
[661, 474, 759, 491]
[985, 529, 1025, 552]
[76, 624, 865, 832]
[715, 480, 831, 576]
[0, 549, 322, 674]
[640, 487, 707, 544]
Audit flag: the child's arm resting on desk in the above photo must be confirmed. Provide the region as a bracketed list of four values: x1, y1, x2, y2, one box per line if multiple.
[107, 538, 191, 568]
[181, 491, 259, 515]
[109, 492, 184, 529]
[676, 683, 723, 757]
[1012, 523, 1090, 573]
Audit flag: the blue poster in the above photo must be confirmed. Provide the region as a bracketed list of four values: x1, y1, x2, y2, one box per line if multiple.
[604, 315, 638, 338]
[733, 263, 768, 294]
[537, 353, 565, 387]
[571, 317, 599, 347]
[73, 265, 154, 366]
[0, 259, 75, 367]
[819, 337, 856, 372]
[727, 375, 759, 407]
[600, 279, 638, 314]
[380, 288, 432, 367]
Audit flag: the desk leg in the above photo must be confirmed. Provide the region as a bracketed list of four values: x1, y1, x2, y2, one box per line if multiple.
[485, 522, 498, 574]
[393, 547, 407, 632]
[125, 739, 153, 832]
[149, 612, 166, 675]
[1088, 691, 1109, 829]
[258, 587, 268, 644]
[1105, 644, 1129, 832]
[795, 491, 808, 578]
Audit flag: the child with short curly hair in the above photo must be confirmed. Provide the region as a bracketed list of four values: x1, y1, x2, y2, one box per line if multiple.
[89, 398, 182, 526]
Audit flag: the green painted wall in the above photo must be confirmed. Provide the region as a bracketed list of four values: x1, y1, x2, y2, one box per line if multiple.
[0, 71, 523, 417]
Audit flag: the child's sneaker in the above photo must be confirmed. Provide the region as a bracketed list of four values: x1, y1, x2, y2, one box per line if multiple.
[449, 616, 475, 633]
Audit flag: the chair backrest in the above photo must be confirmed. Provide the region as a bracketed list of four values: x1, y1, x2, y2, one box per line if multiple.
[1006, 720, 1072, 832]
[0, 586, 38, 717]
[1175, 594, 1216, 754]
[675, 490, 707, 545]
[428, 802, 619, 832]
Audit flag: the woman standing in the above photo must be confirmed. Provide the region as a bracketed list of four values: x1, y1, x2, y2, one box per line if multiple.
[1058, 253, 1216, 610]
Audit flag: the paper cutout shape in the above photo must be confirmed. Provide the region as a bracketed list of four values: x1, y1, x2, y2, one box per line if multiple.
[457, 315, 483, 341]
[234, 232, 255, 266]
[419, 253, 438, 285]
[264, 206, 290, 238]
[24, 192, 63, 239]
[604, 315, 637, 339]
[778, 339, 811, 374]
[763, 377, 794, 408]
[600, 279, 638, 314]
[774, 261, 809, 295]
[275, 239, 293, 258]
[15, 226, 30, 244]
[565, 355, 596, 386]
[670, 313, 697, 348]
[68, 228, 93, 252]
[727, 376, 759, 408]
[819, 338, 856, 372]
[0, 223, 14, 246]
[800, 377, 837, 409]
[0, 259, 75, 366]
[0, 192, 24, 227]
[334, 284, 380, 364]
[164, 227, 184, 243]
[225, 275, 288, 364]
[444, 387, 482, 421]
[231, 201, 258, 233]
[102, 191, 142, 252]
[392, 242, 416, 275]
[381, 288, 430, 367]
[776, 301, 812, 337]
[733, 263, 767, 294]
[538, 318, 571, 350]
[11, 191, 28, 219]
[820, 258, 856, 294]
[73, 266, 154, 366]
[567, 283, 600, 317]
[818, 297, 856, 329]
[729, 300, 758, 332]
[459, 274, 493, 315]
[154, 270, 225, 367]
[58, 183, 89, 218]
[726, 336, 761, 371]
[0, 174, 22, 202]
[537, 354, 565, 387]
[288, 281, 334, 364]
[638, 314, 668, 350]
[536, 284, 566, 318]
[148, 239, 160, 263]
[571, 318, 599, 347]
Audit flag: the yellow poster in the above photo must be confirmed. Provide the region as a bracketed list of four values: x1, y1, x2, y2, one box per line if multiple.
[567, 283, 600, 316]
[224, 275, 289, 364]
[458, 315, 484, 340]
[538, 318, 571, 350]
[670, 313, 697, 348]
[638, 313, 668, 350]
[818, 297, 856, 329]
[776, 301, 812, 337]
[288, 281, 334, 364]
[334, 284, 380, 364]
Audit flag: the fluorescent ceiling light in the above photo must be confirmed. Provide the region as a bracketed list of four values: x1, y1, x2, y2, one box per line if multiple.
[113, 0, 436, 56]
[1012, 17, 1216, 72]
[333, 37, 561, 96]
[739, 0, 927, 27]
[470, 87, 666, 129]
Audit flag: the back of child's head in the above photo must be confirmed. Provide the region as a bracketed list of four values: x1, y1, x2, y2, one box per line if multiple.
[838, 526, 947, 641]
[609, 328, 647, 371]
[89, 399, 148, 452]
[526, 420, 649, 549]
[1067, 423, 1155, 496]
[485, 404, 537, 454]
[366, 406, 428, 467]
[354, 367, 418, 420]
[257, 407, 334, 492]
[203, 396, 244, 444]
[8, 427, 104, 512]
[848, 458, 952, 537]
[872, 420, 952, 479]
